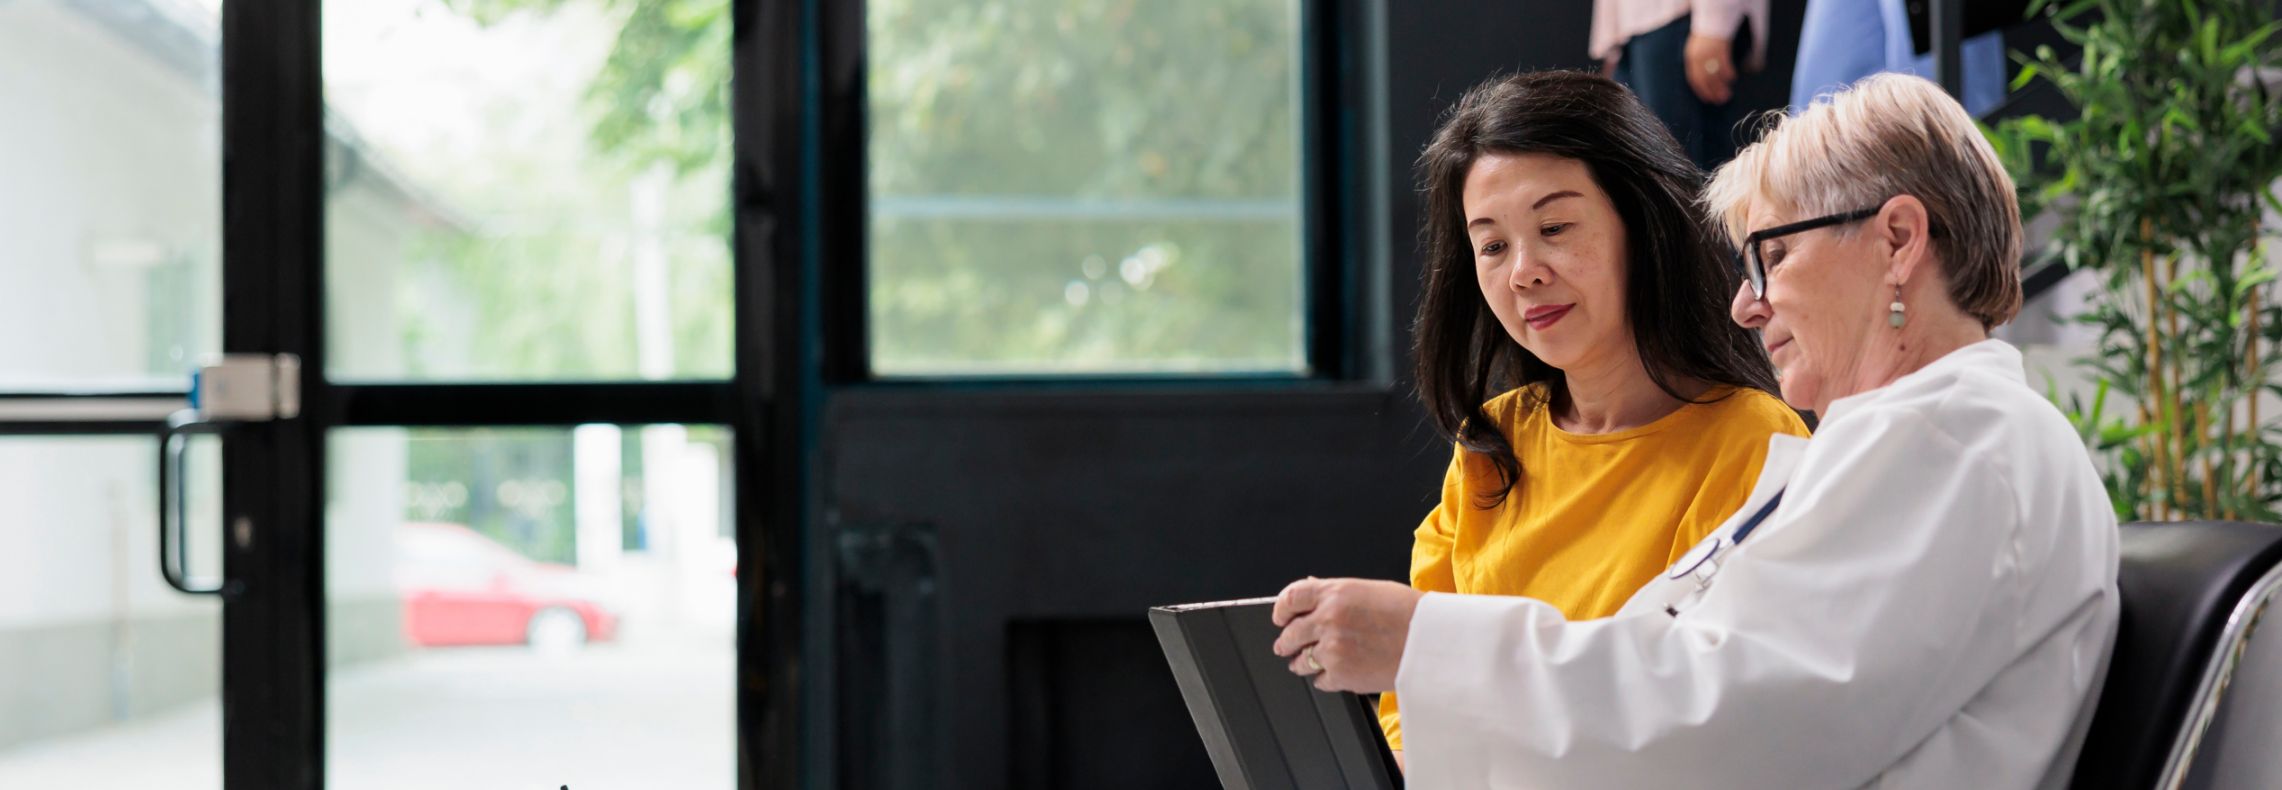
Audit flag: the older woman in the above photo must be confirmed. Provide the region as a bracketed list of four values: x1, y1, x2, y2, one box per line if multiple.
[1272, 73, 2120, 788]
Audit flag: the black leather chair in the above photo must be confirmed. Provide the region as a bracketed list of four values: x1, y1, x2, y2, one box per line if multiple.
[2070, 521, 2282, 790]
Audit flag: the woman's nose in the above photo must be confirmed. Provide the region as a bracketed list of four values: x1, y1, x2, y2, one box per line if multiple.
[1508, 254, 1551, 290]
[1730, 280, 1770, 328]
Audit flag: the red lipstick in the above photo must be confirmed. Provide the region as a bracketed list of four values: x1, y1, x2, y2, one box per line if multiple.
[1524, 304, 1573, 330]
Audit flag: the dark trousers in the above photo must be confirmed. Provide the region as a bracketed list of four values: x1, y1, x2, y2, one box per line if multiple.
[1613, 15, 1758, 170]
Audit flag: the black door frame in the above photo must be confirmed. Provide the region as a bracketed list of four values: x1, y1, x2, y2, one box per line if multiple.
[210, 1, 815, 787]
[799, 1, 1402, 787]
[216, 7, 323, 786]
[0, 2, 814, 786]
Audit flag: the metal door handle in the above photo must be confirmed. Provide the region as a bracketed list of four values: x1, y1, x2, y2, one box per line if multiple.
[158, 410, 225, 595]
[154, 353, 296, 596]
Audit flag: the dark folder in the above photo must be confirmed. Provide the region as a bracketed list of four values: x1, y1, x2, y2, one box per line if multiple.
[1149, 598, 1404, 790]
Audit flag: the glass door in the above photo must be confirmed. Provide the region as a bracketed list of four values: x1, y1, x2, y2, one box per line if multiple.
[0, 1, 228, 786]
[312, 1, 752, 783]
[0, 1, 808, 788]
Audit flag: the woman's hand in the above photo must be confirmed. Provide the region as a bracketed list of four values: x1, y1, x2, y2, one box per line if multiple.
[1270, 577, 1425, 693]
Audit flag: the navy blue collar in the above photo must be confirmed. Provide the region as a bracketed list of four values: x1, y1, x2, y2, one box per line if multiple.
[1730, 489, 1785, 544]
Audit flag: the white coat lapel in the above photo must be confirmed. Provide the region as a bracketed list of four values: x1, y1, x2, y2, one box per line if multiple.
[1622, 432, 1810, 618]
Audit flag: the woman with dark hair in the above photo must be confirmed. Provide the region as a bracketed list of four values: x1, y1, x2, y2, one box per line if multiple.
[1368, 70, 1805, 766]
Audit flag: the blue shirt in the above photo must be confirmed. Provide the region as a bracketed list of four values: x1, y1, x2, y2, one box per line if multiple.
[1791, 0, 2006, 116]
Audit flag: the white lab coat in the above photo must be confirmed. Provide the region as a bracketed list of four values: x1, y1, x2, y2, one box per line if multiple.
[1394, 339, 2120, 789]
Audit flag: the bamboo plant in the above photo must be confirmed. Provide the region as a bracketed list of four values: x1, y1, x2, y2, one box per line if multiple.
[1986, 0, 2282, 521]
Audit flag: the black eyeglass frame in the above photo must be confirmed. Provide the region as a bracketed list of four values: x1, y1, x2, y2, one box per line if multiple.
[1733, 206, 1882, 300]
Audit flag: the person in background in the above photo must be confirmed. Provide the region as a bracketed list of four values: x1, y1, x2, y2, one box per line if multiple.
[1593, 0, 1771, 169]
[1372, 70, 1808, 770]
[1791, 0, 2007, 116]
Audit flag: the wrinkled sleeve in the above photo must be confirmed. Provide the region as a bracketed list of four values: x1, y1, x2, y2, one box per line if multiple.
[1378, 444, 1468, 752]
[1691, 0, 1748, 40]
[1394, 410, 2023, 789]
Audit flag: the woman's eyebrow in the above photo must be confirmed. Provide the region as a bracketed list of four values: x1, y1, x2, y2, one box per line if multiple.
[1531, 190, 1582, 211]
[1466, 189, 1584, 228]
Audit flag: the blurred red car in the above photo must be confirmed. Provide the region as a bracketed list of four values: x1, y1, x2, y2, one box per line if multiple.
[395, 522, 619, 649]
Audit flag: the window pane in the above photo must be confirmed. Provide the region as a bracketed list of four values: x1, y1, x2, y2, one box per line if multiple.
[0, 1, 221, 390]
[323, 0, 732, 381]
[327, 425, 734, 789]
[867, 0, 1307, 375]
[0, 436, 223, 790]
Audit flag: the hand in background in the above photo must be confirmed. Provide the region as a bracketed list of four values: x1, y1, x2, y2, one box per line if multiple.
[1684, 33, 1736, 105]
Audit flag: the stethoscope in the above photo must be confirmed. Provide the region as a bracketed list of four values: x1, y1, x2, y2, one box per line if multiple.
[1667, 488, 1787, 587]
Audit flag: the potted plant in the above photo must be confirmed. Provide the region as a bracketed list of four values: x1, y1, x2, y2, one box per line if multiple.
[1987, 0, 2282, 521]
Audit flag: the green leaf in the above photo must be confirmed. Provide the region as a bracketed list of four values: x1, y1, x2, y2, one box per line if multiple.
[2055, 0, 2100, 21]
[2220, 22, 2280, 64]
[2237, 266, 2279, 296]
[2163, 106, 2204, 132]
[2202, 17, 2223, 67]
[2023, 114, 2060, 142]
[2013, 63, 2042, 92]
[2241, 119, 2274, 145]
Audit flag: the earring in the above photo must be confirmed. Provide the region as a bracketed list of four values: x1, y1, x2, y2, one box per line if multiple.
[1889, 285, 1907, 329]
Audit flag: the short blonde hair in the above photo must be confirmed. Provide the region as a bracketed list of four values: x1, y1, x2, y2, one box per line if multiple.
[1704, 73, 2023, 328]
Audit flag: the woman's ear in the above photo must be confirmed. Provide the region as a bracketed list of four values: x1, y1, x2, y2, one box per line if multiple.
[1874, 195, 1935, 288]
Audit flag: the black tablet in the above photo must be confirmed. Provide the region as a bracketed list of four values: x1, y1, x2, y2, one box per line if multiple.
[1150, 598, 1405, 790]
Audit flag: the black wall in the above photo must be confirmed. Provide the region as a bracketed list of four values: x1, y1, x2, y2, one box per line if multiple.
[817, 2, 1807, 787]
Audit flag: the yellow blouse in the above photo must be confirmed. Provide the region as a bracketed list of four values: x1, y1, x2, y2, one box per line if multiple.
[1378, 385, 1809, 751]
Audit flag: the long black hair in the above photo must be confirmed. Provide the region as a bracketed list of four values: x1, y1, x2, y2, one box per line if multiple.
[1413, 70, 1780, 507]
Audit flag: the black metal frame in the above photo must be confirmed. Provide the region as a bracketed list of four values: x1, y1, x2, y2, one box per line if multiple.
[215, 6, 326, 789]
[1931, 0, 1963, 98]
[738, 0, 820, 787]
[1302, 0, 1359, 380]
[327, 382, 736, 427]
[816, 0, 871, 385]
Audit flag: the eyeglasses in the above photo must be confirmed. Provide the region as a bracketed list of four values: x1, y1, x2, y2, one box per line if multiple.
[1733, 206, 1882, 300]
